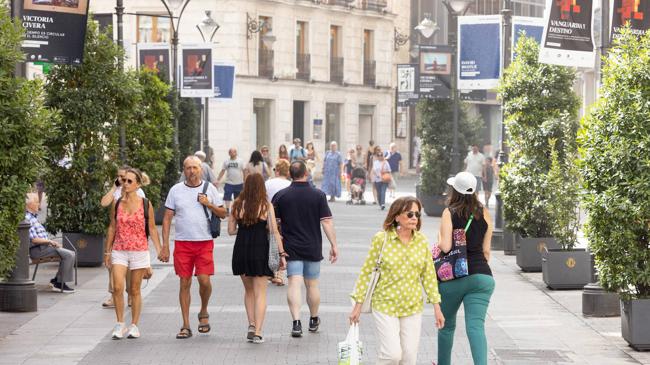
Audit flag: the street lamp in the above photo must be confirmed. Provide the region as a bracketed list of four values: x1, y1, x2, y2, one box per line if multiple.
[414, 17, 439, 39]
[160, 0, 191, 163]
[195, 10, 219, 159]
[442, 0, 472, 175]
[246, 12, 276, 47]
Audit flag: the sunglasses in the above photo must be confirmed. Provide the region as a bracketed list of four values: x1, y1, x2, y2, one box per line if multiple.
[405, 211, 421, 219]
[120, 178, 127, 182]
[123, 178, 135, 184]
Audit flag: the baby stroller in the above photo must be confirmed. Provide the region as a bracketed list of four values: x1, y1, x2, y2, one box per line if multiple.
[347, 167, 367, 205]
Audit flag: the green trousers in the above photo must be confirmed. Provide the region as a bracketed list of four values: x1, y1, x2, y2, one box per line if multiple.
[437, 274, 495, 365]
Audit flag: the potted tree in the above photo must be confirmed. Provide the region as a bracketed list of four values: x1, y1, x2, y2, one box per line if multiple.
[580, 28, 650, 350]
[416, 99, 483, 216]
[499, 36, 579, 272]
[542, 138, 590, 289]
[43, 21, 139, 266]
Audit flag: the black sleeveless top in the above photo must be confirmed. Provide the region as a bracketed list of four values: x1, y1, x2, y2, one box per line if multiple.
[451, 210, 492, 276]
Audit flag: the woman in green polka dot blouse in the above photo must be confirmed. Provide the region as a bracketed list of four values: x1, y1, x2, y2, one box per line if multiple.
[349, 196, 445, 365]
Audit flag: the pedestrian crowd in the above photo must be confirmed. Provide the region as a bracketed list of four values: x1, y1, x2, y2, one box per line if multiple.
[24, 140, 495, 365]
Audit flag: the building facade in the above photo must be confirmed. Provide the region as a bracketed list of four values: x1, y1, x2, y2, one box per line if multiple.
[90, 0, 411, 170]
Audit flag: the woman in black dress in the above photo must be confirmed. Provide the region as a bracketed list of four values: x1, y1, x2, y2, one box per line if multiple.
[228, 173, 285, 344]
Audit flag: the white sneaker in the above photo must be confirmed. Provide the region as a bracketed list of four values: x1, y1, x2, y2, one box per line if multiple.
[112, 323, 126, 340]
[127, 324, 140, 339]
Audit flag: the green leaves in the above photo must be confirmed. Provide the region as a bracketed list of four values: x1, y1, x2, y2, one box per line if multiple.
[580, 27, 650, 299]
[498, 36, 580, 239]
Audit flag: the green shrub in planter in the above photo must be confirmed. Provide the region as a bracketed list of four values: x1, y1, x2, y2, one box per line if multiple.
[0, 3, 52, 277]
[416, 99, 484, 196]
[580, 28, 650, 301]
[546, 137, 580, 250]
[498, 35, 580, 238]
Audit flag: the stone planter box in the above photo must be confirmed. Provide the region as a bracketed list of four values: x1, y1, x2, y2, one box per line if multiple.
[621, 298, 650, 351]
[516, 236, 559, 272]
[416, 185, 446, 217]
[503, 228, 516, 256]
[63, 233, 104, 267]
[542, 248, 591, 289]
[491, 228, 504, 251]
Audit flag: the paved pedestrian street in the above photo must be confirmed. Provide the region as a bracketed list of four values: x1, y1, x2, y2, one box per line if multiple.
[1, 182, 650, 365]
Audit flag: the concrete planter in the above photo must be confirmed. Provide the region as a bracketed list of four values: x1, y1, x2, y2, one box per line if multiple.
[516, 236, 559, 272]
[503, 228, 517, 256]
[542, 249, 591, 289]
[491, 228, 504, 251]
[621, 299, 650, 351]
[416, 185, 446, 217]
[63, 233, 104, 267]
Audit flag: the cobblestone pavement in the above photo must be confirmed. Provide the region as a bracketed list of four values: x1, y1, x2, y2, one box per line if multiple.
[2, 178, 650, 364]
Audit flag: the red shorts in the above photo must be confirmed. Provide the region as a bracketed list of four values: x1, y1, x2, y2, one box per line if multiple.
[173, 240, 214, 278]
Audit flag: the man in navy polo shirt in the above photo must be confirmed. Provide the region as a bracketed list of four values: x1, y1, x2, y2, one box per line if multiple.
[272, 161, 339, 338]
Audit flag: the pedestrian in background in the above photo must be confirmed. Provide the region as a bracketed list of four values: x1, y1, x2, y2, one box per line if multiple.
[366, 141, 378, 204]
[385, 143, 403, 199]
[321, 141, 344, 202]
[354, 145, 365, 169]
[482, 157, 495, 208]
[437, 171, 494, 365]
[100, 165, 146, 308]
[463, 145, 485, 193]
[349, 196, 444, 365]
[371, 149, 391, 210]
[272, 161, 339, 338]
[290, 138, 307, 162]
[228, 173, 286, 344]
[244, 150, 271, 181]
[163, 156, 227, 339]
[278, 144, 289, 161]
[344, 148, 355, 196]
[261, 145, 273, 168]
[265, 159, 292, 286]
[305, 140, 318, 180]
[105, 168, 165, 340]
[216, 148, 244, 214]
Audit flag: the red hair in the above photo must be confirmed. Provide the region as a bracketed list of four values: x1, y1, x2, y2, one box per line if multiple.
[232, 173, 269, 226]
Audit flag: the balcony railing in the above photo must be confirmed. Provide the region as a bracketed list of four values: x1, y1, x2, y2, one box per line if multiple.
[361, 0, 387, 11]
[363, 60, 376, 87]
[324, 0, 355, 6]
[330, 57, 344, 83]
[296, 53, 311, 80]
[259, 49, 274, 78]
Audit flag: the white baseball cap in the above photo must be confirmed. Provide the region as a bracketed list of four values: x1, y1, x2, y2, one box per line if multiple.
[446, 171, 477, 195]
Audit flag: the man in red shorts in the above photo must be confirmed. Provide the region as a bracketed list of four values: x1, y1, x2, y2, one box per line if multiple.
[162, 156, 226, 339]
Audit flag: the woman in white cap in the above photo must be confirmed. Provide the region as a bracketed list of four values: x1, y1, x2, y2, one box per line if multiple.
[436, 171, 494, 365]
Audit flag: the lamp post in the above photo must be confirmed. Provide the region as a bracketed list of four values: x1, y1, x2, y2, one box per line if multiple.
[160, 0, 191, 164]
[442, 0, 473, 175]
[196, 10, 220, 157]
[116, 0, 126, 162]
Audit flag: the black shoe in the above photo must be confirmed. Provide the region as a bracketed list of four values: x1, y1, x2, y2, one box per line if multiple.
[50, 277, 57, 284]
[381, 205, 386, 210]
[60, 283, 75, 293]
[291, 320, 302, 337]
[308, 316, 320, 332]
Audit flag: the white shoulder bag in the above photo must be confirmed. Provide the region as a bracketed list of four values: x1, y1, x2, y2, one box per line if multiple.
[360, 231, 388, 313]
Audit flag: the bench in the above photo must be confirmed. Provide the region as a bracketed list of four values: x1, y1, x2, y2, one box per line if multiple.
[30, 236, 78, 292]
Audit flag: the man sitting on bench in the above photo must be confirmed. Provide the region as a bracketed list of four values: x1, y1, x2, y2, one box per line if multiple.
[26, 193, 75, 293]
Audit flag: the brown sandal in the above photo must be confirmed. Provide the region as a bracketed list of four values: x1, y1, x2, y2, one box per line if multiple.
[198, 313, 211, 333]
[176, 327, 192, 339]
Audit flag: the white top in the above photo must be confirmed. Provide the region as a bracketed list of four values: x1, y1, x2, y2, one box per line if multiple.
[371, 159, 391, 183]
[265, 178, 291, 202]
[165, 182, 224, 241]
[246, 162, 270, 179]
[464, 152, 485, 177]
[113, 187, 146, 201]
[222, 158, 244, 185]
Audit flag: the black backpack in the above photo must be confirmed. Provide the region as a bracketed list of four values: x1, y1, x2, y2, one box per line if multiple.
[114, 197, 150, 238]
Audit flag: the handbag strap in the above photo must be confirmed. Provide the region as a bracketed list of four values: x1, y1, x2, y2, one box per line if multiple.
[464, 214, 474, 232]
[374, 231, 389, 269]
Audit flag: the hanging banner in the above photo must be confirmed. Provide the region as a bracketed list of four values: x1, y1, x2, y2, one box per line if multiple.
[180, 45, 214, 98]
[213, 62, 235, 100]
[137, 43, 171, 83]
[458, 15, 502, 90]
[397, 64, 419, 105]
[539, 0, 596, 68]
[610, 0, 650, 39]
[418, 45, 452, 99]
[512, 16, 545, 57]
[21, 0, 90, 65]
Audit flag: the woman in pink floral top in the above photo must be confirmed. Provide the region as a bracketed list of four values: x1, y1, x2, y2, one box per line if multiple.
[104, 168, 165, 340]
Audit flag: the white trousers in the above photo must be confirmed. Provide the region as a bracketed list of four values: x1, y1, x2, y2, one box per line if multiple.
[372, 311, 423, 365]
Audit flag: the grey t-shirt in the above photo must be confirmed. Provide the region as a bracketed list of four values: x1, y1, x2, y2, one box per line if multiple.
[222, 158, 244, 185]
[165, 182, 224, 241]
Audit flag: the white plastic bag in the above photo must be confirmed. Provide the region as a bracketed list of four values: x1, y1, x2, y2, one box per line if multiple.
[338, 323, 363, 365]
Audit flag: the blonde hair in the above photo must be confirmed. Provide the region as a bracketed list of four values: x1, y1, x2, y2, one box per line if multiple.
[125, 168, 150, 187]
[274, 159, 290, 177]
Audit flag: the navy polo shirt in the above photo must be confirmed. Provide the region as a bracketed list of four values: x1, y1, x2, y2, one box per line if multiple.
[272, 181, 332, 261]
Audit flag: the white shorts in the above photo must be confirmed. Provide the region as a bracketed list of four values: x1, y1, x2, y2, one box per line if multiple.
[111, 250, 151, 270]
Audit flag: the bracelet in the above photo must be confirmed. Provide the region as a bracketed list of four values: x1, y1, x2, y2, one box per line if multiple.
[104, 252, 112, 256]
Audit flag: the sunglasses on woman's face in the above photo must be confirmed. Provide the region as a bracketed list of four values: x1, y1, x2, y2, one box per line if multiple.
[123, 179, 135, 185]
[405, 211, 421, 219]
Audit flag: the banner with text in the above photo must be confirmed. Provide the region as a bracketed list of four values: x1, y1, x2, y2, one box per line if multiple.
[213, 62, 235, 100]
[180, 45, 214, 98]
[458, 15, 502, 90]
[610, 0, 650, 39]
[513, 16, 545, 58]
[21, 0, 90, 65]
[418, 45, 452, 99]
[539, 0, 596, 68]
[137, 43, 171, 83]
[397, 64, 419, 105]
